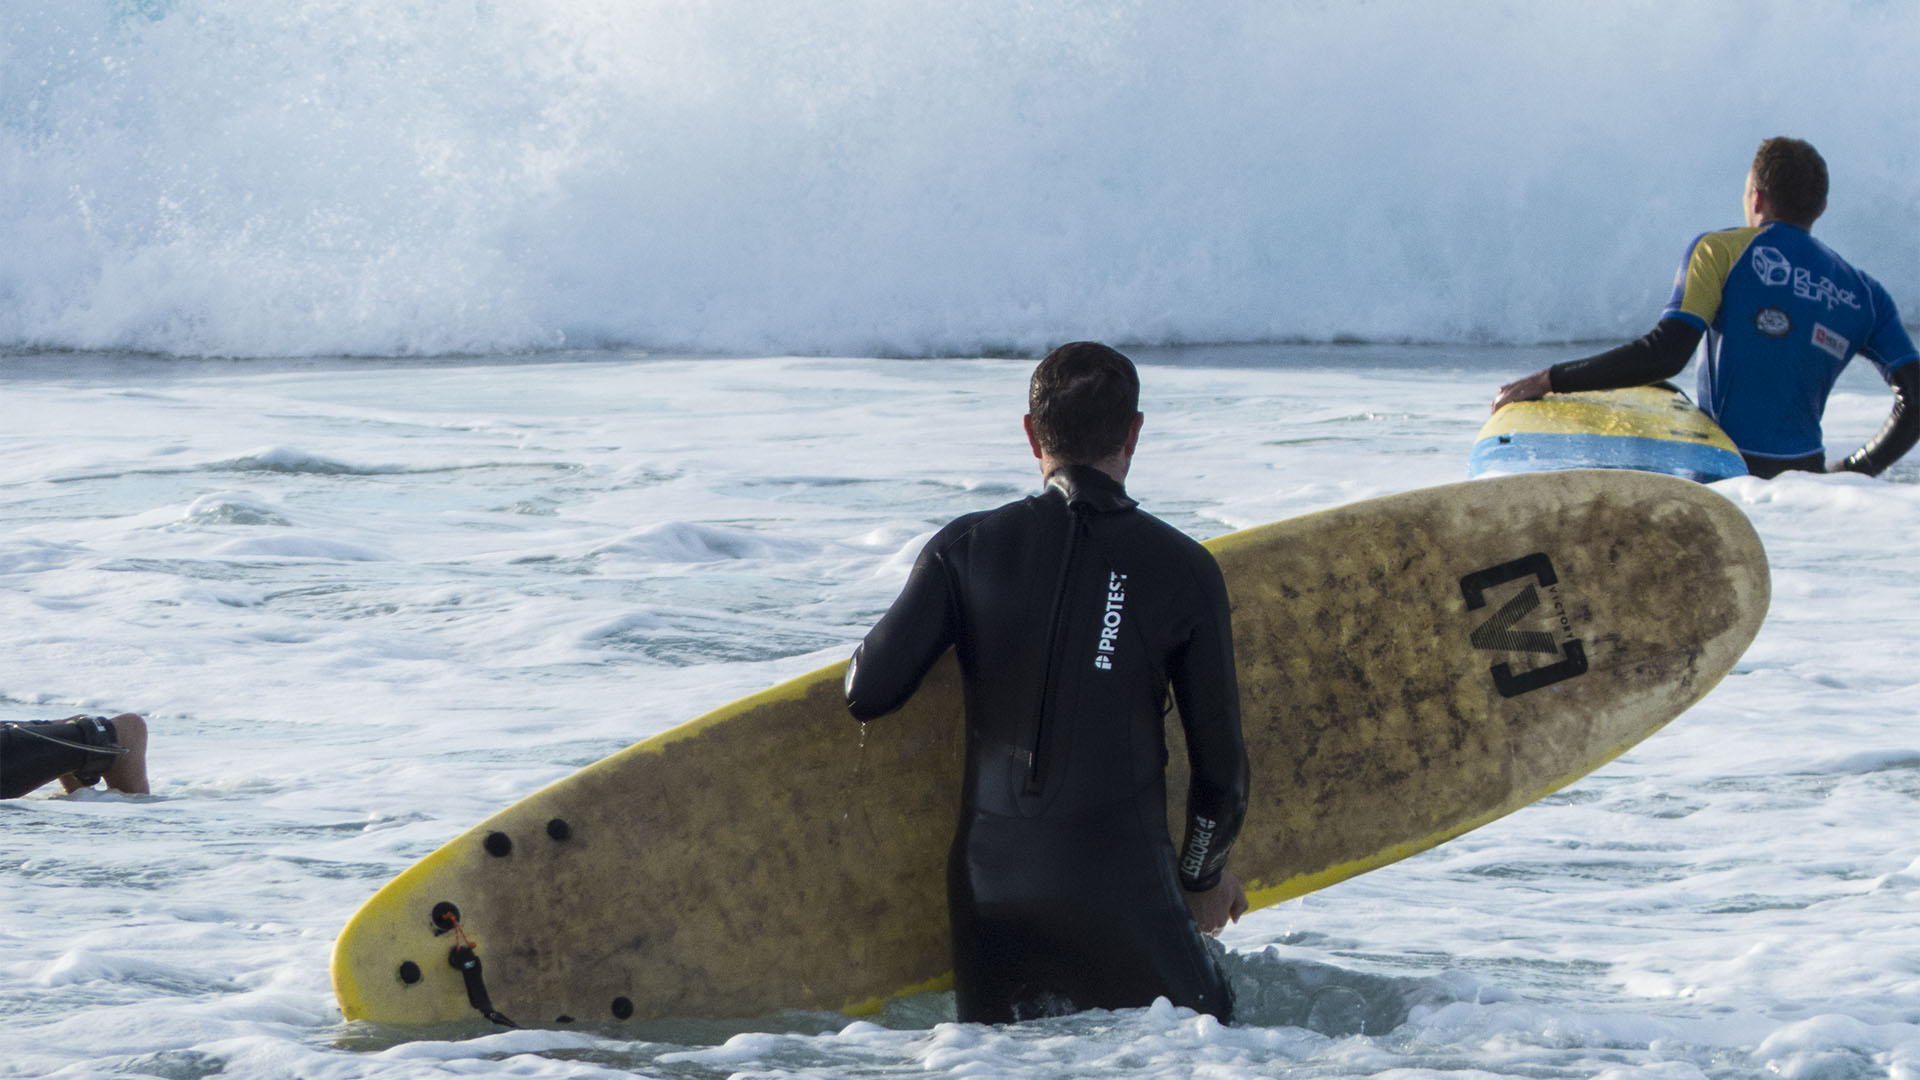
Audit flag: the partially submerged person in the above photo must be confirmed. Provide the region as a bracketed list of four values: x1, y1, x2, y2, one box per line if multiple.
[1493, 137, 1918, 479]
[845, 342, 1249, 1024]
[1, 713, 150, 798]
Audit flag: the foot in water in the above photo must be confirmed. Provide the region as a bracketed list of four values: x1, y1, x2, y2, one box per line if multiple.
[59, 713, 150, 795]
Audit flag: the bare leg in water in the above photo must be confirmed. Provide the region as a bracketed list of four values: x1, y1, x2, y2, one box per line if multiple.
[59, 713, 150, 795]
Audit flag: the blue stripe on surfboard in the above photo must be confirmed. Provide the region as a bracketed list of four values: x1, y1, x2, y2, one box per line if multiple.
[1469, 432, 1748, 483]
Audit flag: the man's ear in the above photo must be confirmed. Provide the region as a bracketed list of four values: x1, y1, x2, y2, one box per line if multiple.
[1122, 412, 1144, 457]
[1024, 414, 1044, 459]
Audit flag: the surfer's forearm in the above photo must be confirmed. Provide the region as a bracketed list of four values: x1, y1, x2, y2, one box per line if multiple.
[1175, 669, 1247, 893]
[1549, 318, 1702, 394]
[844, 623, 947, 720]
[1177, 774, 1246, 893]
[1173, 723, 1247, 894]
[1835, 362, 1920, 476]
[845, 547, 957, 721]
[1168, 563, 1248, 892]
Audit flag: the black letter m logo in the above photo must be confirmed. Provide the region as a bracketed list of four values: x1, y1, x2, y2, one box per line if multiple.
[1460, 553, 1588, 698]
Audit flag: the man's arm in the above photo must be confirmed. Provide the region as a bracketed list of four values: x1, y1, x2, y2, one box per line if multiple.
[1831, 362, 1920, 476]
[1168, 555, 1249, 931]
[1495, 228, 1736, 412]
[1492, 319, 1703, 412]
[844, 536, 959, 721]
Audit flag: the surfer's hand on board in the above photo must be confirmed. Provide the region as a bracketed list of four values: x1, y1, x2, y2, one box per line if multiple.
[1184, 868, 1248, 936]
[1492, 370, 1552, 413]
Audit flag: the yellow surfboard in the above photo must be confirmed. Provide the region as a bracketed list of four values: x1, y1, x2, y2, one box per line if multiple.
[1470, 384, 1747, 482]
[332, 470, 1769, 1028]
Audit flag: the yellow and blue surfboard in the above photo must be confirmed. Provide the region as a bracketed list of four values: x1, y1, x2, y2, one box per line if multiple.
[1470, 384, 1747, 482]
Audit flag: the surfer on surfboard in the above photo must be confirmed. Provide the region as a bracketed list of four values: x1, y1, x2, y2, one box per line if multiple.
[846, 342, 1249, 1024]
[1492, 137, 1918, 479]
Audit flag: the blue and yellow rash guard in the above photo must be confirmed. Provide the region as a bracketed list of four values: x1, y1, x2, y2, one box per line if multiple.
[1666, 222, 1918, 460]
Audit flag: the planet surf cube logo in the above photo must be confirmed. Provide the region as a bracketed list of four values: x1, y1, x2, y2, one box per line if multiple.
[1459, 553, 1588, 698]
[1751, 246, 1792, 287]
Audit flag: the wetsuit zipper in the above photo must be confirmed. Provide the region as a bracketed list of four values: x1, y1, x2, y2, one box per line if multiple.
[1024, 501, 1087, 797]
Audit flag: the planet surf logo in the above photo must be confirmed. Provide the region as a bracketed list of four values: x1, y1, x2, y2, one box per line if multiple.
[1459, 552, 1588, 698]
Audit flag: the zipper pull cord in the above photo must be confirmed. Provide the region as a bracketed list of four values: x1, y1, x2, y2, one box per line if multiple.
[1026, 500, 1090, 794]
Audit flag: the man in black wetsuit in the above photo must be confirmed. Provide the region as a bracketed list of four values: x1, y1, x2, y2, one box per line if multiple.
[1492, 137, 1918, 479]
[844, 341, 1249, 1024]
[1, 713, 150, 798]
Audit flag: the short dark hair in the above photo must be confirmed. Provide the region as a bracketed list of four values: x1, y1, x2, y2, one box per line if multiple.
[1751, 137, 1827, 227]
[1028, 342, 1140, 464]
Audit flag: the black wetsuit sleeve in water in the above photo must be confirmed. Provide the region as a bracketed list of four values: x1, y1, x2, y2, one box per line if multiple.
[0, 717, 122, 799]
[1838, 362, 1920, 476]
[844, 521, 969, 721]
[1547, 318, 1702, 394]
[1168, 556, 1248, 893]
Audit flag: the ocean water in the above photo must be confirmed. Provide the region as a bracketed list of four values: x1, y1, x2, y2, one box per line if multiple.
[5, 0, 1920, 1076]
[2, 347, 1917, 1080]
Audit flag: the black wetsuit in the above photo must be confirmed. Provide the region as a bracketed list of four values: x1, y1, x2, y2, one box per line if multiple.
[0, 716, 123, 799]
[845, 465, 1248, 1024]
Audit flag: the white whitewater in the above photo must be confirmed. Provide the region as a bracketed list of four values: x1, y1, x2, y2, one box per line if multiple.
[1, 348, 1916, 1079]
[2, 1, 1915, 357]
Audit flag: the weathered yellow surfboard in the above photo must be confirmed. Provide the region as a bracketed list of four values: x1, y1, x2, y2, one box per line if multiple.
[332, 470, 1769, 1028]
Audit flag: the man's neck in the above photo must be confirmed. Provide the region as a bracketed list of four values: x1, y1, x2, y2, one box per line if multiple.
[1039, 453, 1129, 486]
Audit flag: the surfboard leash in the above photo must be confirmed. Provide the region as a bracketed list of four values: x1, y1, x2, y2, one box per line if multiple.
[438, 909, 518, 1028]
[3, 718, 131, 758]
[3, 717, 130, 787]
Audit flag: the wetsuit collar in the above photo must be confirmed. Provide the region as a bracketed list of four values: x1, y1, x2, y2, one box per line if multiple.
[1044, 464, 1138, 513]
